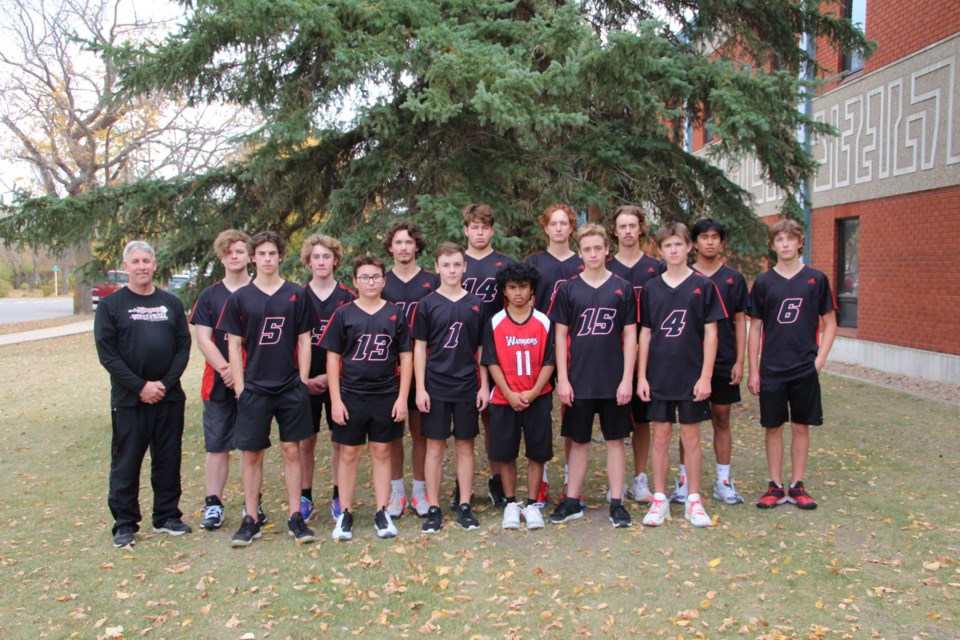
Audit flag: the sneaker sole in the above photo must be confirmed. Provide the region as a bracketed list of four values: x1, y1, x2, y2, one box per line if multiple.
[290, 532, 316, 544]
[549, 511, 584, 525]
[525, 522, 545, 530]
[642, 517, 668, 527]
[502, 522, 521, 530]
[200, 521, 224, 530]
[230, 533, 262, 547]
[455, 521, 480, 531]
[713, 491, 745, 505]
[610, 519, 632, 528]
[628, 492, 653, 503]
[421, 526, 442, 534]
[113, 539, 136, 548]
[153, 527, 191, 536]
[332, 532, 353, 541]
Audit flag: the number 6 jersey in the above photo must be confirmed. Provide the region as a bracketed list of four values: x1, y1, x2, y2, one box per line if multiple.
[748, 266, 836, 384]
[640, 272, 727, 401]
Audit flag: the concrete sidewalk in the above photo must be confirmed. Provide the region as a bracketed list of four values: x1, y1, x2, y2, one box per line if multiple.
[0, 319, 94, 346]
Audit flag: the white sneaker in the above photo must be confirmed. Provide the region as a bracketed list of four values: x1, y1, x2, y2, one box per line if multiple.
[332, 511, 353, 540]
[628, 473, 653, 503]
[712, 479, 745, 505]
[410, 486, 430, 517]
[642, 492, 670, 527]
[521, 503, 545, 530]
[387, 489, 407, 518]
[502, 502, 521, 529]
[668, 476, 688, 504]
[684, 494, 712, 528]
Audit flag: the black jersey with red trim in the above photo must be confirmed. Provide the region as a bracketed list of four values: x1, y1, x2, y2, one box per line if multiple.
[319, 301, 412, 394]
[694, 264, 749, 378]
[382, 268, 441, 327]
[411, 291, 485, 402]
[190, 280, 248, 401]
[749, 266, 836, 384]
[463, 250, 516, 323]
[481, 307, 555, 405]
[217, 280, 313, 394]
[640, 271, 728, 401]
[524, 251, 584, 312]
[305, 282, 357, 378]
[548, 274, 637, 399]
[606, 254, 664, 301]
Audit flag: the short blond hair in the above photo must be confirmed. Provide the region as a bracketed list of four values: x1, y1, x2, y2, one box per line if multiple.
[213, 229, 250, 258]
[300, 233, 344, 268]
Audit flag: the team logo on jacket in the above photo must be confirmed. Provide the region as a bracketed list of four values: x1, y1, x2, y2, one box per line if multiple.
[128, 305, 169, 322]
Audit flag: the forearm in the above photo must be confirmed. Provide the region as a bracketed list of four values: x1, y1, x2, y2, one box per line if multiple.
[398, 352, 413, 398]
[298, 332, 312, 383]
[621, 325, 637, 386]
[228, 335, 245, 392]
[554, 325, 570, 384]
[326, 352, 342, 403]
[701, 323, 718, 380]
[414, 341, 428, 392]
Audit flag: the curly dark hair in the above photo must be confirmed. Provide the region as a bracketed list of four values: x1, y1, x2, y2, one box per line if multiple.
[495, 261, 541, 291]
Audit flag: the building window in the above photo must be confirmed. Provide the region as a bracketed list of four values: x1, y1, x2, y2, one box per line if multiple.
[704, 109, 715, 144]
[836, 217, 859, 328]
[842, 0, 866, 75]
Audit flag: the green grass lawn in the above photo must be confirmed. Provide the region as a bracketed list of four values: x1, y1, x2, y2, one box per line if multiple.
[1, 332, 957, 639]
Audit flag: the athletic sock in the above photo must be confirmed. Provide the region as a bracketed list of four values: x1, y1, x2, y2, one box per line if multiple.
[302, 488, 313, 501]
[391, 479, 405, 494]
[678, 464, 687, 483]
[412, 479, 426, 493]
[717, 464, 730, 483]
[564, 464, 569, 485]
[542, 465, 549, 482]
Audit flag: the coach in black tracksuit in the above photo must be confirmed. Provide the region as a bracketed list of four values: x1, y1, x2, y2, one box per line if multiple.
[94, 240, 192, 548]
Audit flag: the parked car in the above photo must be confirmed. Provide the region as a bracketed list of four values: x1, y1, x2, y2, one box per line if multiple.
[91, 270, 128, 307]
[165, 273, 194, 293]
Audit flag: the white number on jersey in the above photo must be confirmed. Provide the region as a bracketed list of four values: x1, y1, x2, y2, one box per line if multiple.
[259, 317, 285, 345]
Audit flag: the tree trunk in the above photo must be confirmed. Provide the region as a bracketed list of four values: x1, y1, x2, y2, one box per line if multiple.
[73, 240, 93, 315]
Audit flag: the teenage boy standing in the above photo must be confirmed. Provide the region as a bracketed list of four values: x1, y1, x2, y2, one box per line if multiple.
[299, 233, 356, 522]
[219, 231, 316, 546]
[748, 219, 837, 510]
[414, 242, 490, 533]
[190, 229, 251, 531]
[322, 256, 412, 540]
[481, 262, 555, 530]
[382, 220, 439, 517]
[548, 223, 636, 528]
[461, 203, 517, 507]
[605, 205, 663, 504]
[637, 222, 726, 529]
[689, 218, 750, 505]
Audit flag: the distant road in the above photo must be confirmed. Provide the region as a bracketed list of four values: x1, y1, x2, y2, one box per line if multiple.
[0, 297, 74, 325]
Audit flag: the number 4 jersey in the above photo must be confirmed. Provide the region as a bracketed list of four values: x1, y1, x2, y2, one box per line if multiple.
[640, 272, 727, 401]
[748, 266, 836, 384]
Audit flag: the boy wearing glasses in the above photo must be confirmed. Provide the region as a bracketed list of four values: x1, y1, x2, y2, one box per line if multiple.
[321, 256, 413, 540]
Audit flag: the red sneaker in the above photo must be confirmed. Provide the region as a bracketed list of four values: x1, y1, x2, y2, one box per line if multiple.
[756, 482, 787, 509]
[786, 481, 818, 510]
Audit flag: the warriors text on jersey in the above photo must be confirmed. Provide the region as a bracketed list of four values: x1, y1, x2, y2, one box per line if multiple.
[481, 308, 556, 405]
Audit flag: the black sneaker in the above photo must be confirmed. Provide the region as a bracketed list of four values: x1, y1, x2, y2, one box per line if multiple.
[550, 498, 584, 524]
[455, 503, 480, 531]
[242, 498, 268, 526]
[610, 503, 632, 528]
[231, 515, 262, 547]
[488, 476, 508, 508]
[287, 512, 316, 544]
[332, 510, 354, 541]
[374, 508, 398, 539]
[153, 517, 192, 536]
[200, 495, 224, 530]
[421, 506, 443, 534]
[113, 525, 136, 548]
[449, 482, 460, 510]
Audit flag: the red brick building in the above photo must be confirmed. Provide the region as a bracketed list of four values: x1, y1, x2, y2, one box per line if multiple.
[694, 0, 960, 382]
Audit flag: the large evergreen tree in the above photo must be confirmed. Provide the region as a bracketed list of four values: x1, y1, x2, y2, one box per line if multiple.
[1, 0, 870, 280]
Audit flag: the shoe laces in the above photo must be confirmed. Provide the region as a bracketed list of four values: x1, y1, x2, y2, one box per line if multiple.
[688, 499, 707, 517]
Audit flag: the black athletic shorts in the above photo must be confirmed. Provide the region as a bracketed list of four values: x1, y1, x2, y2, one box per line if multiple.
[759, 371, 823, 428]
[309, 391, 334, 434]
[560, 397, 632, 444]
[234, 384, 313, 451]
[420, 398, 480, 440]
[202, 399, 237, 453]
[709, 373, 742, 406]
[630, 394, 650, 423]
[647, 399, 712, 424]
[332, 391, 404, 446]
[487, 394, 553, 463]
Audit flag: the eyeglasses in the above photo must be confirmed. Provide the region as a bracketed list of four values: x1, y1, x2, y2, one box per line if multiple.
[356, 274, 384, 284]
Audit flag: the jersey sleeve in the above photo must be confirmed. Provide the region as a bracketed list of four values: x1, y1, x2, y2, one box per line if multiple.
[480, 319, 499, 367]
[704, 279, 728, 324]
[294, 289, 313, 335]
[411, 295, 430, 341]
[542, 320, 557, 366]
[189, 286, 213, 327]
[818, 273, 837, 315]
[395, 306, 413, 352]
[639, 286, 653, 329]
[748, 277, 765, 319]
[733, 272, 750, 314]
[217, 292, 243, 336]
[319, 306, 347, 354]
[160, 295, 193, 392]
[620, 283, 638, 325]
[547, 282, 571, 326]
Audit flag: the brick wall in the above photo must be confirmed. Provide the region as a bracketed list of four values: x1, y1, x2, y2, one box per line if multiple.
[810, 184, 960, 355]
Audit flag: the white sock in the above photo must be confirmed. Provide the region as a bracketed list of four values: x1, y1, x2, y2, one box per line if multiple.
[542, 465, 549, 483]
[717, 464, 730, 483]
[391, 479, 405, 494]
[678, 465, 687, 483]
[564, 464, 569, 485]
[412, 480, 426, 494]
